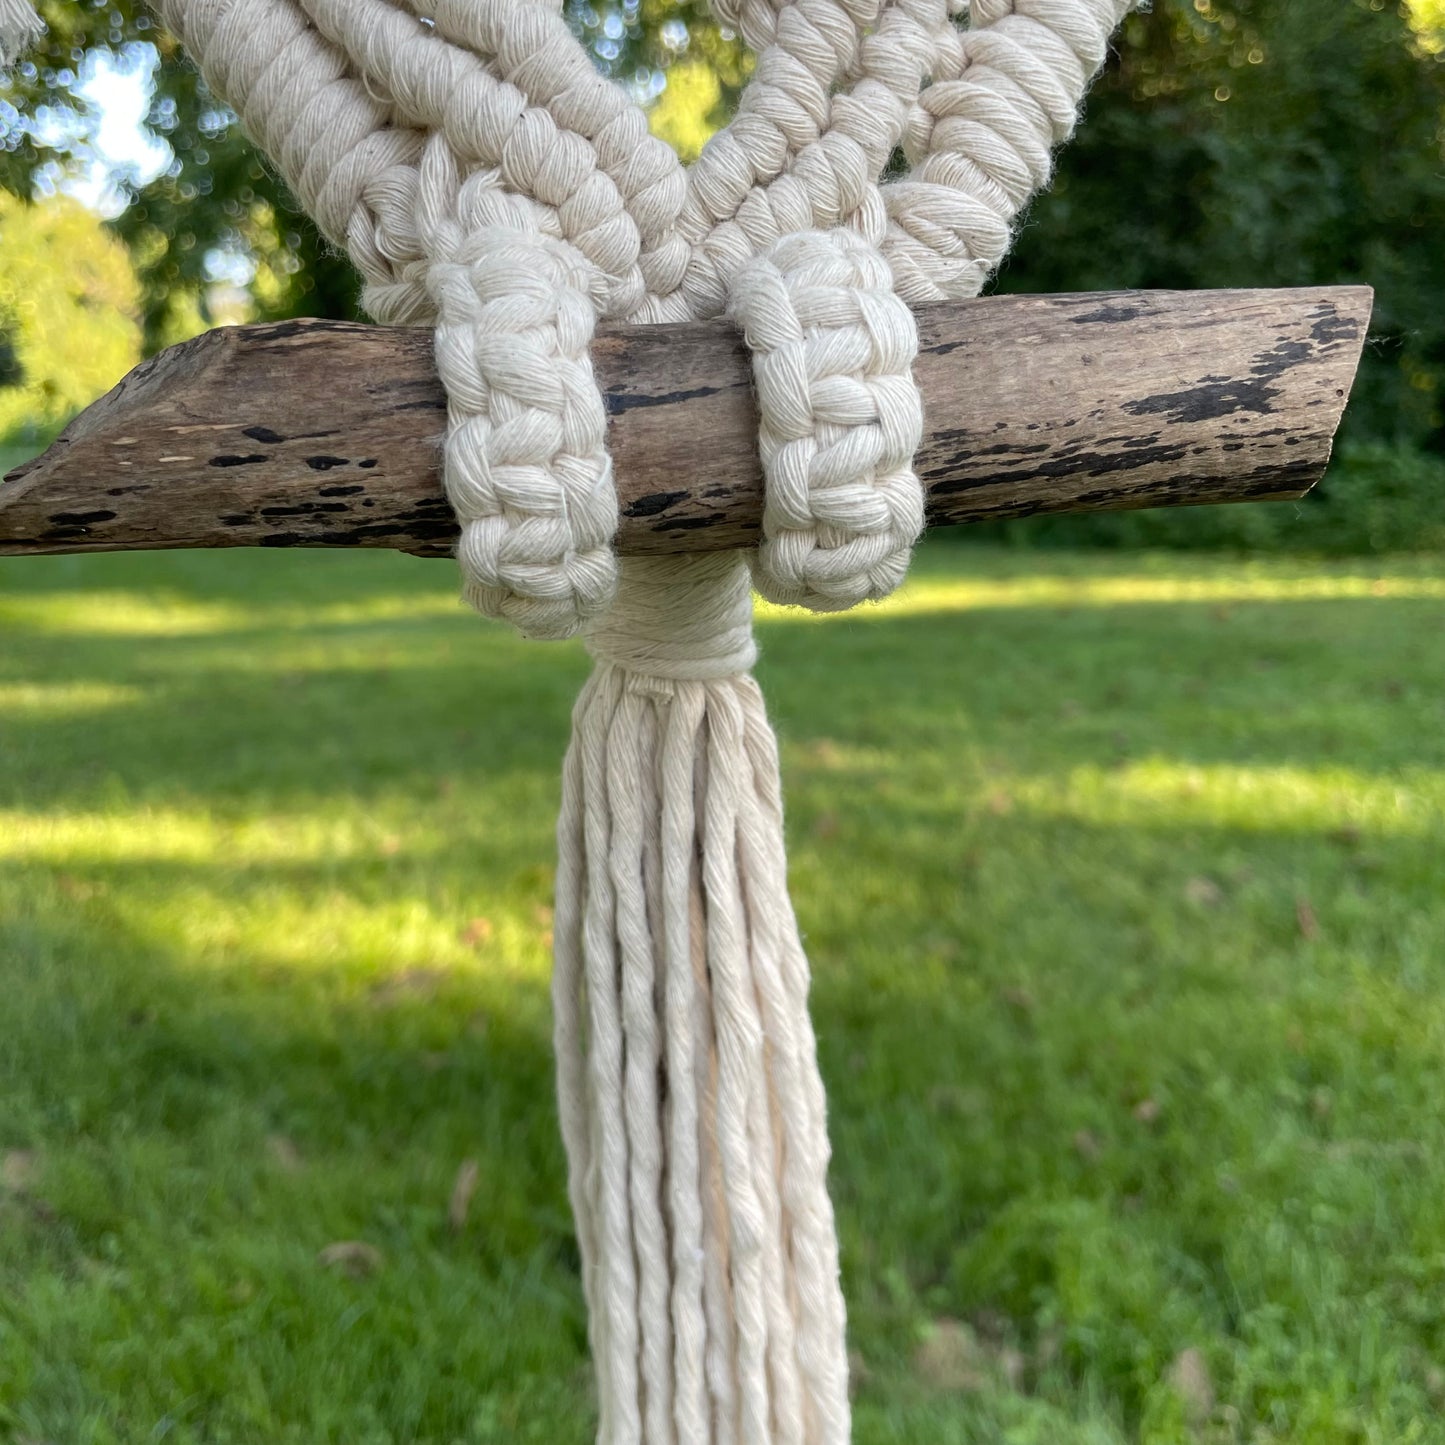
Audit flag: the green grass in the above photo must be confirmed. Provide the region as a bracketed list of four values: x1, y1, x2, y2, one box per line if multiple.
[1, 543, 1444, 1444]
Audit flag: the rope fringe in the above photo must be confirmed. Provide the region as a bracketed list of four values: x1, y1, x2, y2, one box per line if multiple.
[557, 555, 850, 1442]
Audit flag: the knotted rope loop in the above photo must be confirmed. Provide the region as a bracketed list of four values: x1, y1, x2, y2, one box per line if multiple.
[417, 138, 620, 639]
[729, 228, 926, 611]
[586, 554, 760, 683]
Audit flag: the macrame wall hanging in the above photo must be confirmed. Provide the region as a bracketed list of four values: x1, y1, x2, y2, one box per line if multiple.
[2, 0, 1135, 1437]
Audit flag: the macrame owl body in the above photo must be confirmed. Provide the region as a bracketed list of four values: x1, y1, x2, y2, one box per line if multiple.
[0, 0, 1133, 1436]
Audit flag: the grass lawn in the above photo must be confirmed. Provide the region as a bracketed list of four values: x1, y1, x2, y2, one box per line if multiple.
[1, 541, 1443, 1444]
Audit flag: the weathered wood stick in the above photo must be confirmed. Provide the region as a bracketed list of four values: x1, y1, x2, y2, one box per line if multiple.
[0, 286, 1371, 559]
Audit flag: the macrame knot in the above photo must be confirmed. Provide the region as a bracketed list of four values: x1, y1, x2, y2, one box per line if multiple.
[415, 138, 620, 641]
[50, 1, 1142, 1438]
[728, 228, 926, 613]
[586, 554, 759, 685]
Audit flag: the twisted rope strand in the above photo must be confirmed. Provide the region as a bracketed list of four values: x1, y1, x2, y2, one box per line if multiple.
[882, 0, 1135, 299]
[299, 0, 651, 315]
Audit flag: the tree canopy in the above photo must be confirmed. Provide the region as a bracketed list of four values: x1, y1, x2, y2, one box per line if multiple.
[2, 0, 1442, 447]
[0, 189, 141, 439]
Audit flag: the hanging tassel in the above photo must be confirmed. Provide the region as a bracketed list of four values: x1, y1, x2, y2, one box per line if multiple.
[0, 0, 41, 66]
[553, 552, 851, 1444]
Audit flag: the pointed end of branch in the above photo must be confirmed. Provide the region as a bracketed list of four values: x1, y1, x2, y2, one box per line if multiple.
[0, 436, 91, 556]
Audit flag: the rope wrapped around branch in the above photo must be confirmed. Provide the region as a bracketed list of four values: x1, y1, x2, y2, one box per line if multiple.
[3, 0, 1137, 1437]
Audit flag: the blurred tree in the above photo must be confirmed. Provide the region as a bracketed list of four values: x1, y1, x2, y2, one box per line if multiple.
[0, 190, 142, 437]
[0, 0, 361, 349]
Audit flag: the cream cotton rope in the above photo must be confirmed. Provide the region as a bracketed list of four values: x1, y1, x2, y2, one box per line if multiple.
[1, 0, 1135, 1436]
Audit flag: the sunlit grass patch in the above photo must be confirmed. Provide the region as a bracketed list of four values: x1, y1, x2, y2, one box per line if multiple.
[757, 551, 1445, 625]
[0, 680, 143, 716]
[0, 589, 251, 637]
[1010, 759, 1444, 837]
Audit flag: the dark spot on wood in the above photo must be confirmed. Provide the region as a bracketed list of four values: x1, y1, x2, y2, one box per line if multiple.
[358, 459, 379, 468]
[305, 456, 351, 471]
[210, 454, 269, 467]
[1233, 458, 1319, 494]
[319, 484, 365, 497]
[1309, 307, 1359, 347]
[930, 442, 1192, 496]
[261, 523, 421, 547]
[605, 384, 722, 416]
[1070, 303, 1145, 325]
[106, 485, 148, 496]
[1249, 339, 1312, 377]
[221, 514, 252, 527]
[259, 502, 351, 517]
[656, 515, 735, 531]
[1072, 434, 1134, 450]
[247, 318, 371, 345]
[49, 510, 116, 526]
[936, 440, 1049, 461]
[624, 490, 691, 518]
[248, 320, 311, 341]
[1124, 378, 1278, 425]
[243, 425, 286, 444]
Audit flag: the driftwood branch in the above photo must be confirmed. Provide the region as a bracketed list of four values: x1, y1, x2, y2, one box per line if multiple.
[0, 287, 1371, 559]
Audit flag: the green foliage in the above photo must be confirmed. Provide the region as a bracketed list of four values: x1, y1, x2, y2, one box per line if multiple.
[999, 0, 1445, 452]
[966, 442, 1445, 554]
[0, 190, 140, 438]
[3, 543, 1445, 1440]
[647, 57, 727, 162]
[0, 0, 360, 345]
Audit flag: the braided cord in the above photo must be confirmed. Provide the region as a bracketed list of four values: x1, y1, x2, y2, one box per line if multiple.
[419, 139, 621, 638]
[730, 230, 925, 610]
